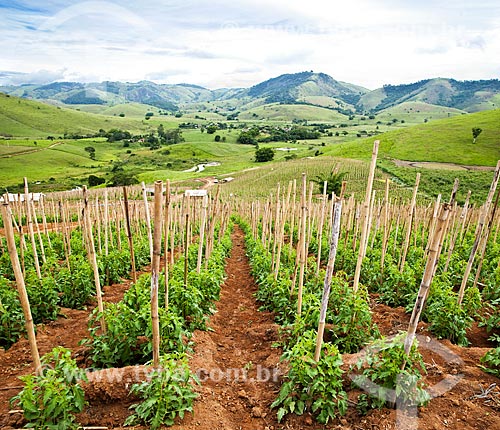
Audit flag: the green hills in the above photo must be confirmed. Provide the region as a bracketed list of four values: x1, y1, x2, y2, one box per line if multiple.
[325, 109, 500, 166]
[0, 92, 149, 137]
[2, 72, 500, 121]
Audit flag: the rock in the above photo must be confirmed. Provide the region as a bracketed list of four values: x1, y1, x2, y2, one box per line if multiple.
[252, 406, 263, 418]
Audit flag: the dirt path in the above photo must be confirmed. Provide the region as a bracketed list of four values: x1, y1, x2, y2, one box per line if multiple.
[169, 227, 284, 430]
[392, 159, 496, 171]
[0, 141, 63, 159]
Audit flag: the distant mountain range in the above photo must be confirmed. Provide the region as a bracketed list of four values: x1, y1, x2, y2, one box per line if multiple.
[1, 71, 500, 115]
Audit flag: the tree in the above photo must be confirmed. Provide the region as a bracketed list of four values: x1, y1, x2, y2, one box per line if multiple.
[312, 171, 347, 198]
[472, 127, 482, 144]
[214, 135, 221, 142]
[108, 171, 139, 187]
[255, 147, 275, 162]
[84, 146, 96, 160]
[206, 125, 218, 134]
[88, 175, 105, 187]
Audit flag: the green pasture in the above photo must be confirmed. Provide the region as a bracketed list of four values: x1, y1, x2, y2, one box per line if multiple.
[324, 109, 500, 166]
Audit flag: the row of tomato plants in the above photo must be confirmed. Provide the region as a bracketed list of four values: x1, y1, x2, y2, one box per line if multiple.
[241, 214, 500, 424]
[10, 221, 232, 430]
[239, 218, 429, 424]
[298, 217, 500, 372]
[0, 224, 152, 349]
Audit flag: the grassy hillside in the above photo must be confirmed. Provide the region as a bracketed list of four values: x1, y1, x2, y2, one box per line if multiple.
[376, 101, 465, 122]
[324, 109, 500, 166]
[0, 93, 149, 137]
[68, 102, 165, 118]
[238, 103, 348, 122]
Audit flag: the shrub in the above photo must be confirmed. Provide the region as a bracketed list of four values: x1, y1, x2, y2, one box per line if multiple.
[125, 353, 198, 429]
[272, 330, 347, 424]
[11, 347, 87, 430]
[351, 333, 430, 413]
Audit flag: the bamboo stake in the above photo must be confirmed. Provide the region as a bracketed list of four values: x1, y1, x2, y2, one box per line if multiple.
[380, 179, 390, 272]
[164, 180, 171, 310]
[316, 181, 328, 275]
[297, 173, 307, 316]
[39, 195, 51, 249]
[425, 194, 442, 257]
[289, 179, 297, 256]
[399, 173, 420, 273]
[472, 188, 500, 288]
[274, 181, 292, 280]
[437, 179, 460, 262]
[314, 197, 342, 362]
[1, 199, 42, 375]
[304, 182, 314, 266]
[444, 191, 471, 272]
[83, 187, 106, 332]
[115, 203, 122, 251]
[365, 189, 376, 252]
[403, 204, 451, 357]
[151, 181, 163, 367]
[271, 184, 281, 272]
[196, 195, 208, 273]
[353, 140, 379, 294]
[183, 212, 190, 317]
[458, 160, 500, 305]
[123, 187, 137, 283]
[104, 191, 109, 256]
[142, 182, 153, 260]
[30, 200, 46, 265]
[23, 178, 42, 279]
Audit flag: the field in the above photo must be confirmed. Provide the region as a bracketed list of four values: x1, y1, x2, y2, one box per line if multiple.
[324, 109, 500, 166]
[0, 158, 499, 429]
[0, 91, 500, 430]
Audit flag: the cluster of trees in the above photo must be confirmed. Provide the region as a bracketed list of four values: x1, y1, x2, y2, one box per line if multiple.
[237, 125, 321, 145]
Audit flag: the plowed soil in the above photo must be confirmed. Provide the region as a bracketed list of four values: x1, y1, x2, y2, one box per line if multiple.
[1, 227, 499, 429]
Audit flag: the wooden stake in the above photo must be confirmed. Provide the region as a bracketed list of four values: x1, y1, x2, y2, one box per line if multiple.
[39, 195, 51, 249]
[164, 180, 171, 310]
[380, 178, 390, 272]
[297, 173, 307, 315]
[123, 187, 137, 283]
[399, 173, 420, 272]
[142, 182, 153, 260]
[472, 188, 500, 288]
[24, 178, 42, 279]
[404, 204, 450, 357]
[458, 160, 500, 305]
[314, 197, 342, 361]
[1, 199, 42, 375]
[151, 181, 163, 367]
[104, 191, 109, 256]
[353, 140, 379, 294]
[30, 200, 46, 265]
[315, 181, 328, 275]
[196, 195, 208, 273]
[83, 187, 106, 332]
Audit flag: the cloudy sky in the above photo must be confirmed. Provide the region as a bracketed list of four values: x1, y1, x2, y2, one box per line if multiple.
[1, 0, 499, 89]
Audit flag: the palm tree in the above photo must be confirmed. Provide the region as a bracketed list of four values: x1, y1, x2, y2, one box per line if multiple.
[312, 170, 346, 198]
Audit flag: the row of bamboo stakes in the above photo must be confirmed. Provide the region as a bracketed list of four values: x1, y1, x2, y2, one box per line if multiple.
[237, 141, 500, 361]
[1, 146, 500, 369]
[1, 178, 231, 371]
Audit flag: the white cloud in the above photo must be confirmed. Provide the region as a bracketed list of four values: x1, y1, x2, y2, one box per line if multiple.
[0, 0, 499, 89]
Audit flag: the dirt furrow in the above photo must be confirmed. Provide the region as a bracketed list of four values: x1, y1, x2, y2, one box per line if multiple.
[170, 226, 283, 430]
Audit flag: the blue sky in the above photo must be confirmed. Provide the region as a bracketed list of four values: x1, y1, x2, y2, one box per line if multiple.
[1, 0, 499, 89]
